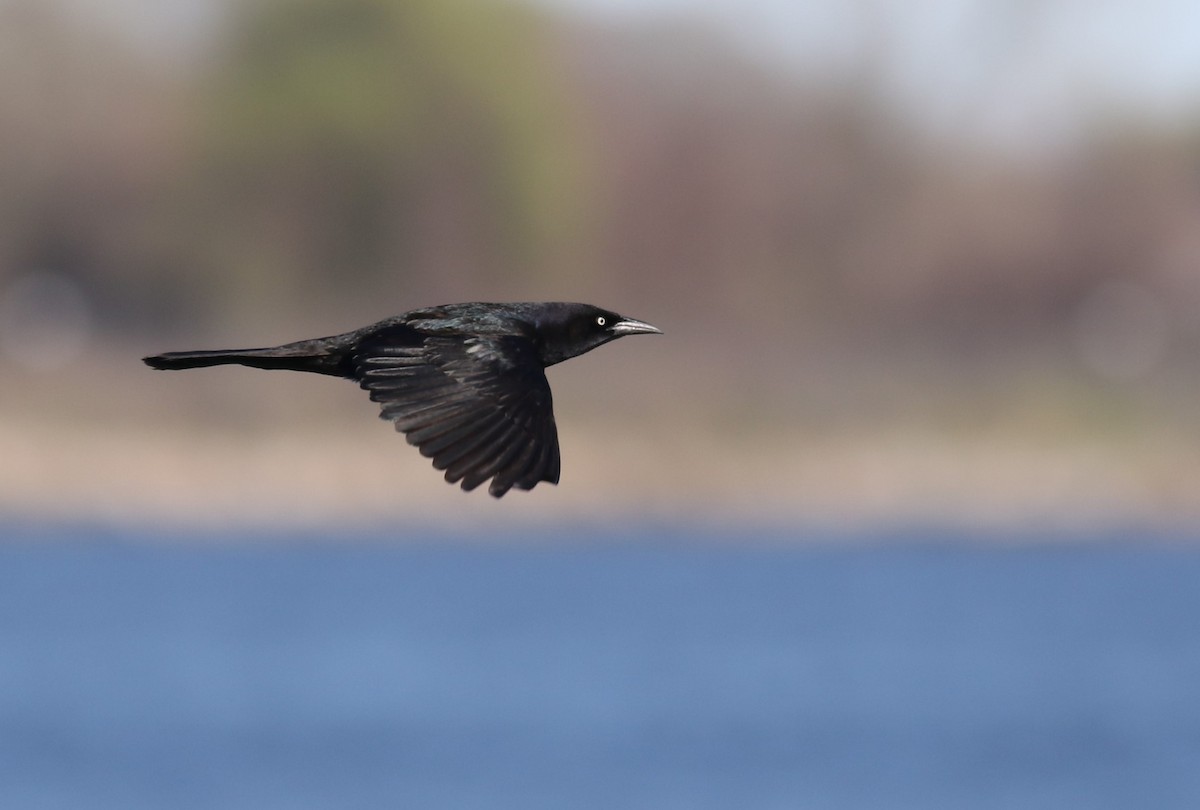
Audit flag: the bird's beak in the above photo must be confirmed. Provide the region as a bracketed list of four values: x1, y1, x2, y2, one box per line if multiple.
[610, 317, 663, 336]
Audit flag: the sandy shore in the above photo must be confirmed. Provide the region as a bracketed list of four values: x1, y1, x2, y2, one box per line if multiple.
[4, 410, 1199, 539]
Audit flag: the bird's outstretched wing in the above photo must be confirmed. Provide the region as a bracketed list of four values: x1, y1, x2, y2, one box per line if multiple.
[354, 330, 560, 497]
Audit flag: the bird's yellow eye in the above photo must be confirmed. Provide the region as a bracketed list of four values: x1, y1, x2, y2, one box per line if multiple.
[596, 316, 607, 327]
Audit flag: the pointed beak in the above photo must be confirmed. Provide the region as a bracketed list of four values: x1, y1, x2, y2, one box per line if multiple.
[610, 317, 663, 336]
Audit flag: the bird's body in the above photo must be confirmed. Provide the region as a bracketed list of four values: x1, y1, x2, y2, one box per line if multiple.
[144, 302, 661, 497]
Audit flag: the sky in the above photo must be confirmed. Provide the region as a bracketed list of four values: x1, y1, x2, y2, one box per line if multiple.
[54, 0, 1200, 149]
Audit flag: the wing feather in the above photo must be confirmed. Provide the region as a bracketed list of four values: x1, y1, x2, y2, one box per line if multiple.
[437, 420, 518, 484]
[462, 424, 529, 493]
[446, 419, 524, 486]
[354, 330, 559, 496]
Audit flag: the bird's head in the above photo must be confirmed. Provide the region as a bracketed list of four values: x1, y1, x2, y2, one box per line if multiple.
[534, 303, 662, 366]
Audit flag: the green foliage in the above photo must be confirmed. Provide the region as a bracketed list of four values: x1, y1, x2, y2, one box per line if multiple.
[201, 0, 584, 305]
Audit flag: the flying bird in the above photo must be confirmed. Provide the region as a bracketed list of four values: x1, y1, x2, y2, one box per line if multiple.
[143, 302, 662, 497]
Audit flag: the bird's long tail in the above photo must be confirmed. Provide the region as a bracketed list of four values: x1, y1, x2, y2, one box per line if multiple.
[143, 339, 350, 376]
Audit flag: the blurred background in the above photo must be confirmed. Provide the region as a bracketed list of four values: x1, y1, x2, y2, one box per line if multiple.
[3, 0, 1200, 527]
[2, 0, 1200, 807]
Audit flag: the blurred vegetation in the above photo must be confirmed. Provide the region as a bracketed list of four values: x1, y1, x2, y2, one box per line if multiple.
[197, 0, 586, 325]
[2, 0, 1200, 425]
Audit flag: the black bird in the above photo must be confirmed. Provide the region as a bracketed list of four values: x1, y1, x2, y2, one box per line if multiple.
[144, 302, 662, 497]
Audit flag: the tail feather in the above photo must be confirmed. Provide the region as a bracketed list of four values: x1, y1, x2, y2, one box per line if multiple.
[143, 339, 351, 376]
[143, 348, 281, 371]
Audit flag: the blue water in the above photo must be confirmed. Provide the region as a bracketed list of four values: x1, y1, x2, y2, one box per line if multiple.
[1, 525, 1199, 809]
